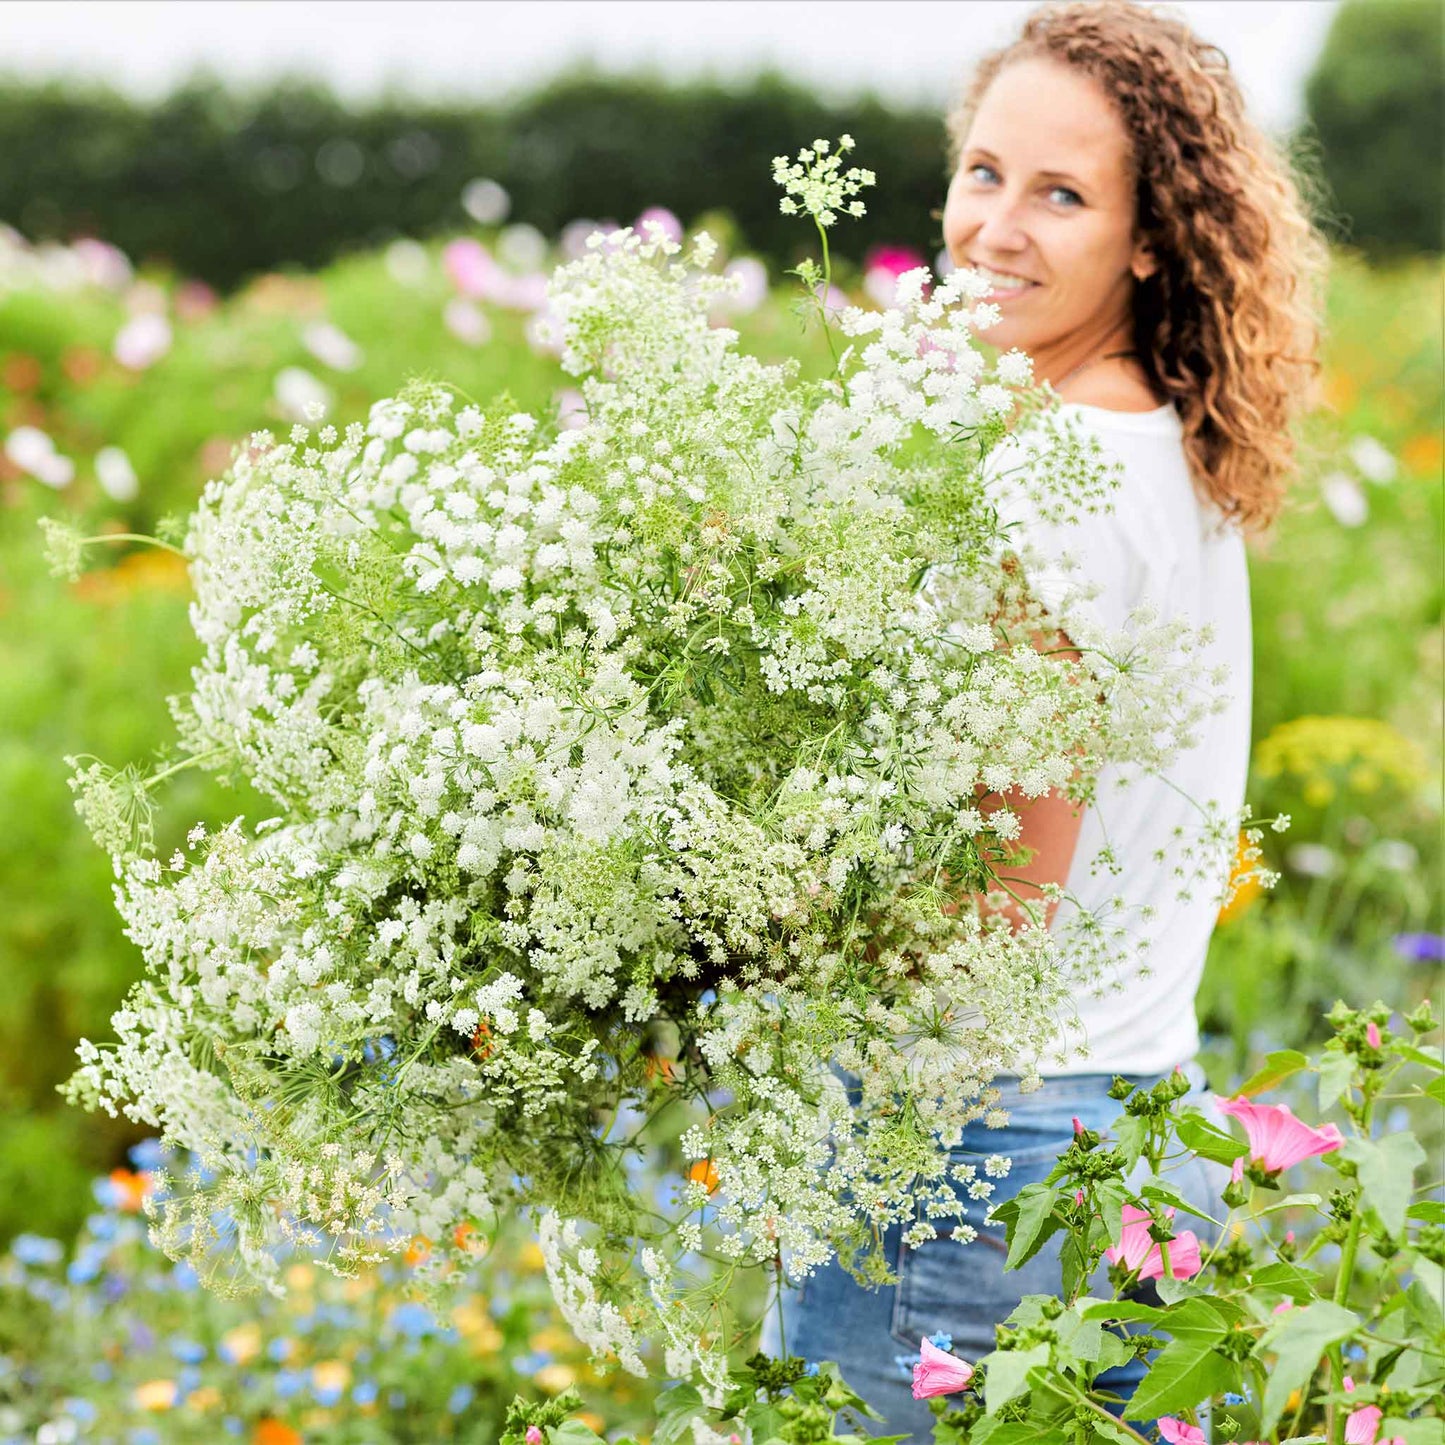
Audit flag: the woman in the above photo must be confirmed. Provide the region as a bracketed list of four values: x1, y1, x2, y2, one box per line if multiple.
[760, 1, 1329, 1435]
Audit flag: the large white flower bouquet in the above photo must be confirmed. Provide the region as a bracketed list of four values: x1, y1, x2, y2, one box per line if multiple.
[53, 140, 1265, 1401]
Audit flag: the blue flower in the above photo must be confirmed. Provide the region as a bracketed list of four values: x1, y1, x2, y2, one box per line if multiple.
[128, 1138, 169, 1171]
[275, 1368, 307, 1400]
[9, 1235, 63, 1268]
[802, 1362, 820, 1377]
[86, 1212, 119, 1241]
[352, 1379, 380, 1406]
[223, 1418, 244, 1437]
[927, 1330, 953, 1352]
[171, 1261, 200, 1292]
[893, 1353, 918, 1380]
[389, 1302, 438, 1338]
[387, 1390, 407, 1409]
[61, 1397, 98, 1425]
[170, 1336, 207, 1364]
[67, 1250, 103, 1285]
[448, 1383, 475, 1414]
[129, 1430, 162, 1445]
[1223, 1389, 1253, 1406]
[90, 1361, 113, 1383]
[1392, 931, 1445, 964]
[267, 1336, 296, 1363]
[1345, 1343, 1366, 1362]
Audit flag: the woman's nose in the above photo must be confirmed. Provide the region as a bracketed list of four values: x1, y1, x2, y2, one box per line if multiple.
[969, 196, 1031, 256]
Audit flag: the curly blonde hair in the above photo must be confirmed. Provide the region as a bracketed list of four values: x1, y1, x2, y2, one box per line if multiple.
[946, 0, 1333, 537]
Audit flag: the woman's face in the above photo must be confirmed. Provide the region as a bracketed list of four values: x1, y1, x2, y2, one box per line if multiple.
[942, 57, 1154, 367]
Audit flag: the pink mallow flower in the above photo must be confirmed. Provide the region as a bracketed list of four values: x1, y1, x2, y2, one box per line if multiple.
[1158, 1420, 1207, 1445]
[1214, 1096, 1344, 1175]
[911, 1336, 975, 1399]
[1104, 1205, 1203, 1281]
[1346, 1404, 1383, 1445]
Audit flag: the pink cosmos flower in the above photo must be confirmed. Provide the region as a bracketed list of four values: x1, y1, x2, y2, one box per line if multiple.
[911, 1335, 975, 1399]
[1158, 1421, 1207, 1445]
[1104, 1205, 1203, 1281]
[1215, 1096, 1345, 1174]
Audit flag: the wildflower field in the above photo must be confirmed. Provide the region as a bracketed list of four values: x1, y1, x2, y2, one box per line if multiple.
[0, 206, 1439, 1443]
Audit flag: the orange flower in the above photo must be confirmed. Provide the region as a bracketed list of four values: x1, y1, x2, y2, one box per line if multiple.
[453, 1220, 487, 1254]
[2, 354, 42, 392]
[109, 1167, 154, 1213]
[404, 1234, 432, 1267]
[471, 1019, 494, 1060]
[643, 1052, 676, 1083]
[1401, 431, 1443, 477]
[1216, 832, 1264, 926]
[687, 1158, 720, 1194]
[254, 1420, 304, 1445]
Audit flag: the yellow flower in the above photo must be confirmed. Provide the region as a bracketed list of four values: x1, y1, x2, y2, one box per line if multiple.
[312, 1359, 350, 1393]
[535, 1362, 578, 1394]
[577, 1412, 607, 1434]
[1256, 716, 1428, 800]
[220, 1321, 263, 1366]
[186, 1386, 224, 1411]
[285, 1262, 316, 1291]
[453, 1296, 505, 1353]
[519, 1240, 546, 1271]
[133, 1379, 178, 1411]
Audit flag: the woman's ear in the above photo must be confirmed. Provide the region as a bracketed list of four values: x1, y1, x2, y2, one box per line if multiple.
[1132, 241, 1157, 283]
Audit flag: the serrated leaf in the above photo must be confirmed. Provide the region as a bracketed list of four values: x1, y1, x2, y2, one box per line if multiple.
[1112, 1113, 1149, 1170]
[1395, 1042, 1444, 1071]
[1342, 1133, 1427, 1235]
[1248, 1260, 1318, 1301]
[653, 1384, 706, 1445]
[1256, 1299, 1358, 1432]
[1241, 1049, 1309, 1096]
[1318, 1050, 1355, 1112]
[1127, 1298, 1238, 1418]
[549, 1423, 608, 1445]
[979, 1343, 1050, 1412]
[1003, 1184, 1063, 1271]
[1381, 1419, 1445, 1445]
[1175, 1108, 1248, 1165]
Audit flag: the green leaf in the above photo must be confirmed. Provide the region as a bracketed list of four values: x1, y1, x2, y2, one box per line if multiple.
[1382, 1419, 1445, 1445]
[653, 1384, 706, 1445]
[1112, 1113, 1149, 1170]
[1409, 1200, 1445, 1225]
[1256, 1299, 1358, 1432]
[969, 1421, 1043, 1445]
[1342, 1133, 1427, 1235]
[1175, 1108, 1248, 1166]
[1127, 1298, 1239, 1418]
[1318, 1050, 1355, 1112]
[548, 1423, 607, 1445]
[1395, 1042, 1444, 1071]
[1425, 1074, 1445, 1106]
[1247, 1260, 1319, 1301]
[1240, 1048, 1309, 1096]
[1079, 1299, 1165, 1325]
[1002, 1184, 1064, 1271]
[979, 1343, 1050, 1412]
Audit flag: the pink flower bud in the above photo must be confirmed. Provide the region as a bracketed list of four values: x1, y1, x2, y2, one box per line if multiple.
[911, 1336, 976, 1399]
[525, 1427, 545, 1444]
[1230, 1156, 1244, 1185]
[1072, 1116, 1084, 1136]
[1366, 1020, 1382, 1048]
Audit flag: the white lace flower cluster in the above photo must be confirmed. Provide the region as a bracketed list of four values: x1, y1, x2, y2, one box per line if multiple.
[58, 144, 1260, 1393]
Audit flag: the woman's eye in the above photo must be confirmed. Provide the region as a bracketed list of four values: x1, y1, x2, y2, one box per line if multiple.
[966, 163, 1081, 207]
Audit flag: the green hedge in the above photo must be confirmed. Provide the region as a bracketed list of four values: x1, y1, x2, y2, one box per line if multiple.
[1303, 0, 1444, 260]
[0, 71, 951, 290]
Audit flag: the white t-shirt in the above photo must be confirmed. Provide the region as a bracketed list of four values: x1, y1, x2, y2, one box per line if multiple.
[976, 399, 1253, 1076]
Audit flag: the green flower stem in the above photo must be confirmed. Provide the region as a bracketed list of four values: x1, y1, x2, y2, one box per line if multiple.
[79, 532, 189, 560]
[1327, 1089, 1372, 1445]
[1061, 1382, 1153, 1444]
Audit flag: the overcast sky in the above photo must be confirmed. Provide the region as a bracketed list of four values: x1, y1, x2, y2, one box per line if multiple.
[0, 1, 1339, 135]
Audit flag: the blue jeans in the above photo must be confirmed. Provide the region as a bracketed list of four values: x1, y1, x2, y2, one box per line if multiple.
[758, 1065, 1226, 1441]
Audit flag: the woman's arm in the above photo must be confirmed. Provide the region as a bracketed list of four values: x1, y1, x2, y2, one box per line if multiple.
[955, 610, 1091, 934]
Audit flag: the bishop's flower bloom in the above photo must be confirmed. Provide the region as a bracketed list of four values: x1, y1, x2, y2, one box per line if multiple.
[1215, 1096, 1344, 1175]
